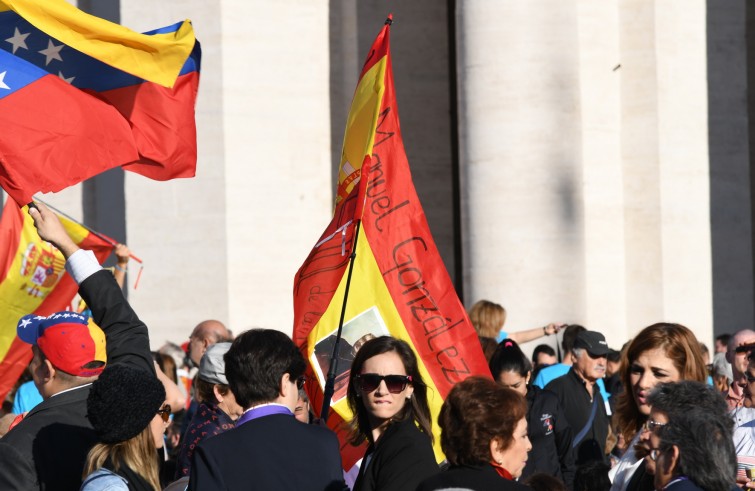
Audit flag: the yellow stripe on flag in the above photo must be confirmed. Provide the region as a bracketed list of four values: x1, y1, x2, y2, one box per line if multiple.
[0, 0, 195, 88]
[0, 206, 90, 359]
[305, 226, 444, 461]
[335, 56, 387, 206]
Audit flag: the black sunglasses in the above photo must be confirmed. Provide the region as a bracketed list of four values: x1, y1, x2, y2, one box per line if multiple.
[156, 404, 171, 423]
[356, 373, 412, 394]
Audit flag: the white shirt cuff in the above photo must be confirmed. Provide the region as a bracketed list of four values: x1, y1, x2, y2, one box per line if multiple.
[65, 249, 102, 284]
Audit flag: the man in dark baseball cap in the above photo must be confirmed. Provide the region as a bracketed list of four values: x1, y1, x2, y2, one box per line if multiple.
[546, 329, 610, 466]
[573, 330, 610, 358]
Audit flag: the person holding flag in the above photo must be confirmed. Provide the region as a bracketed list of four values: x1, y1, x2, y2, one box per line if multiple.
[0, 202, 156, 490]
[346, 336, 439, 491]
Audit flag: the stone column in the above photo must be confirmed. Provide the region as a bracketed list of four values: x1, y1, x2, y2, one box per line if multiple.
[457, 1, 585, 349]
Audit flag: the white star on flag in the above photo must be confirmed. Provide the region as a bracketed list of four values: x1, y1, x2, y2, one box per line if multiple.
[0, 71, 9, 90]
[58, 71, 75, 84]
[5, 27, 29, 54]
[39, 39, 63, 66]
[62, 313, 70, 318]
[19, 318, 32, 329]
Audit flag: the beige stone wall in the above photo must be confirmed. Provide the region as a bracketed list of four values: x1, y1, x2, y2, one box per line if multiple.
[458, 0, 714, 350]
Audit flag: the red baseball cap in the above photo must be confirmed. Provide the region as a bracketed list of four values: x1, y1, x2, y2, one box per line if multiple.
[17, 312, 107, 377]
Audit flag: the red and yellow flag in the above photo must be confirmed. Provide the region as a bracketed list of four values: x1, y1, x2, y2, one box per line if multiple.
[0, 201, 114, 401]
[293, 16, 490, 467]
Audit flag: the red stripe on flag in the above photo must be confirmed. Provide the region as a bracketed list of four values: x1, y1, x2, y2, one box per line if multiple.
[0, 336, 33, 402]
[0, 74, 140, 205]
[0, 201, 23, 284]
[97, 71, 199, 181]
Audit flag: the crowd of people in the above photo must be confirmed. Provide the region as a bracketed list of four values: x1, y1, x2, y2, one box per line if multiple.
[0, 205, 751, 491]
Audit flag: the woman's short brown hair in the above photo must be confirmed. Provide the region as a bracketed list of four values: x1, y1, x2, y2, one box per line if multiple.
[440, 376, 527, 466]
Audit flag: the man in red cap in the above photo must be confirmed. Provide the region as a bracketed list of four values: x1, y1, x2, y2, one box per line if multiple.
[0, 203, 155, 491]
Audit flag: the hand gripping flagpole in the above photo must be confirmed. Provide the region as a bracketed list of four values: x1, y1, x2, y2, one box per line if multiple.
[28, 197, 145, 288]
[320, 161, 371, 423]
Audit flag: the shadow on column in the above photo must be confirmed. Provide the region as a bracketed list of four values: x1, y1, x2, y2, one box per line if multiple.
[708, 1, 755, 334]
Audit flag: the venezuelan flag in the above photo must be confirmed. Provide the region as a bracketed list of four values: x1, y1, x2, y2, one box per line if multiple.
[293, 16, 490, 467]
[0, 201, 114, 401]
[0, 0, 200, 205]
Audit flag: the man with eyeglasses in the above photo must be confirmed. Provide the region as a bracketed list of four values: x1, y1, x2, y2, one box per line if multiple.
[545, 330, 610, 466]
[189, 329, 347, 491]
[0, 203, 157, 491]
[641, 381, 735, 491]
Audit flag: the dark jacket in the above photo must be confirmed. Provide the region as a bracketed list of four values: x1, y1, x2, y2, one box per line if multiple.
[545, 367, 609, 465]
[175, 402, 235, 478]
[417, 464, 532, 491]
[189, 413, 346, 491]
[0, 270, 154, 491]
[522, 385, 576, 489]
[353, 418, 439, 491]
[662, 478, 705, 491]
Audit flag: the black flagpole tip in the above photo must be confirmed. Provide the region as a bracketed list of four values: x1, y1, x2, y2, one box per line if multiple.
[385, 14, 393, 25]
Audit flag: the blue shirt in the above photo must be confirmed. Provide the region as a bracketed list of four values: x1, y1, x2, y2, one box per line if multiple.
[495, 330, 509, 343]
[11, 380, 42, 414]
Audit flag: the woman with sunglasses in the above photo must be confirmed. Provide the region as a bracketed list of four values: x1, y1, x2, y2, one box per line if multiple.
[347, 336, 438, 491]
[609, 323, 707, 491]
[81, 364, 171, 491]
[488, 339, 575, 489]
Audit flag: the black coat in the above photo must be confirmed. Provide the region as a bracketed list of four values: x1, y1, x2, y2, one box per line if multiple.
[0, 269, 154, 491]
[545, 367, 610, 465]
[417, 464, 532, 491]
[522, 385, 576, 489]
[188, 413, 346, 491]
[353, 418, 439, 491]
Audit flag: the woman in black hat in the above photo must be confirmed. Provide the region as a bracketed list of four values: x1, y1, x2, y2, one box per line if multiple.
[81, 364, 170, 491]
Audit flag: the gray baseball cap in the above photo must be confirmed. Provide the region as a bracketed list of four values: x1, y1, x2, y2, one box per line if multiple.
[199, 342, 231, 385]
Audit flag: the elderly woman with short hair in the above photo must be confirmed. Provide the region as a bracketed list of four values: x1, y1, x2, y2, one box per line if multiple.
[417, 376, 534, 491]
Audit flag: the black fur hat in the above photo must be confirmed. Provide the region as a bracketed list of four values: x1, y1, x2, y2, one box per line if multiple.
[87, 364, 165, 444]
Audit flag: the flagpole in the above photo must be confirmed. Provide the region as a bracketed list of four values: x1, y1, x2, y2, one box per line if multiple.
[320, 218, 362, 423]
[29, 197, 143, 264]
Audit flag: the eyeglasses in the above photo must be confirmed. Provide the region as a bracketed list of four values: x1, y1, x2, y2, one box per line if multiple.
[356, 374, 412, 394]
[647, 448, 663, 461]
[641, 419, 666, 434]
[296, 376, 306, 390]
[157, 404, 171, 423]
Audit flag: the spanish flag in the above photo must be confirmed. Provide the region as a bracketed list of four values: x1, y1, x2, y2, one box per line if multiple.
[0, 201, 114, 401]
[0, 0, 200, 205]
[293, 16, 489, 466]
